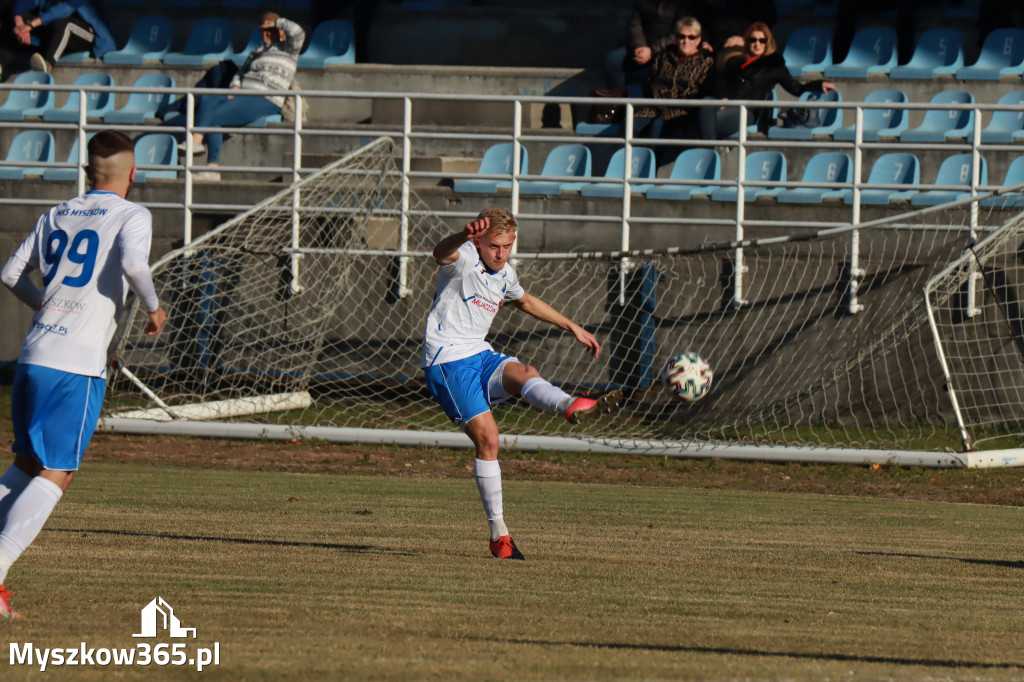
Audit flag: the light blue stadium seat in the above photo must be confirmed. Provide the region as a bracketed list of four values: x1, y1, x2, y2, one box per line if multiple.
[969, 92, 1024, 144]
[42, 134, 94, 182]
[710, 151, 787, 202]
[782, 27, 832, 76]
[575, 86, 649, 136]
[833, 89, 908, 141]
[298, 20, 355, 68]
[823, 27, 897, 78]
[245, 112, 283, 127]
[845, 153, 919, 205]
[43, 72, 115, 122]
[103, 74, 175, 124]
[777, 152, 852, 204]
[519, 144, 591, 195]
[955, 28, 1024, 80]
[57, 50, 91, 63]
[767, 89, 843, 140]
[0, 130, 55, 180]
[911, 154, 987, 207]
[104, 16, 174, 65]
[453, 144, 528, 193]
[888, 28, 963, 79]
[645, 148, 720, 200]
[898, 91, 974, 143]
[163, 17, 234, 66]
[579, 147, 656, 197]
[232, 26, 263, 65]
[980, 156, 1024, 208]
[0, 71, 54, 121]
[134, 134, 178, 182]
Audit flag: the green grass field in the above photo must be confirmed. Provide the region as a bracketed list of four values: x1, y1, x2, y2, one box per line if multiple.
[1, 461, 1022, 680]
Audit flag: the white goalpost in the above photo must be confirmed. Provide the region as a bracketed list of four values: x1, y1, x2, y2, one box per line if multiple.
[99, 137, 1024, 468]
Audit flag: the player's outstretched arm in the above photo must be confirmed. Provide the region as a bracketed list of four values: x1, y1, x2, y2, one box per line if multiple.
[512, 292, 601, 359]
[432, 217, 490, 265]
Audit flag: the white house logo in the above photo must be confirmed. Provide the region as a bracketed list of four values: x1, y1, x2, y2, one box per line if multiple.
[134, 597, 196, 639]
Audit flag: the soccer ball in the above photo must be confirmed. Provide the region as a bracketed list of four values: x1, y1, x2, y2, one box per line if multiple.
[662, 352, 713, 402]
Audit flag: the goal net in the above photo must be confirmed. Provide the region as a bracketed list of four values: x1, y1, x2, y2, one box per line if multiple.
[104, 137, 1024, 463]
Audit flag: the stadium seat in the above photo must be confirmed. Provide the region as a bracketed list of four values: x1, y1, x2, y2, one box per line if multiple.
[57, 50, 90, 64]
[767, 89, 843, 140]
[0, 130, 54, 180]
[134, 134, 178, 182]
[980, 156, 1024, 208]
[103, 16, 174, 65]
[42, 134, 94, 182]
[898, 91, 974, 143]
[43, 72, 115, 122]
[103, 74, 175, 124]
[645, 148, 720, 200]
[969, 92, 1024, 144]
[888, 28, 963, 79]
[163, 17, 235, 66]
[298, 20, 356, 68]
[0, 71, 53, 121]
[954, 28, 1024, 80]
[845, 152, 919, 205]
[233, 26, 263, 65]
[782, 26, 832, 76]
[910, 154, 987, 207]
[823, 27, 898, 78]
[709, 151, 787, 202]
[575, 86, 649, 136]
[833, 89, 908, 141]
[579, 147, 656, 197]
[518, 144, 592, 195]
[453, 143, 528, 193]
[777, 152, 852, 204]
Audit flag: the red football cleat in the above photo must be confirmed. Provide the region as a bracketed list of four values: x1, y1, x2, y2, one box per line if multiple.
[489, 535, 525, 560]
[0, 585, 24, 620]
[565, 389, 623, 424]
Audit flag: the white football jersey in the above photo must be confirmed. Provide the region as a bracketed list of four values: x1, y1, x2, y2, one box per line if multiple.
[5, 190, 159, 378]
[421, 240, 525, 368]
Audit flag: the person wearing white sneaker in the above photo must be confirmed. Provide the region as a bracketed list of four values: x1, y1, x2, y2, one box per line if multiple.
[421, 208, 621, 560]
[0, 130, 166, 618]
[9, 0, 116, 72]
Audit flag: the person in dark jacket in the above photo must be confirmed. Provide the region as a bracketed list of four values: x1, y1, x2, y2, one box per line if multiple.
[698, 22, 836, 139]
[603, 0, 708, 90]
[3, 0, 115, 74]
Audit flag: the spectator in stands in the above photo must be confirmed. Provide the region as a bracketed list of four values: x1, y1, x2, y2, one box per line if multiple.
[179, 12, 305, 181]
[634, 17, 714, 146]
[0, 0, 115, 74]
[698, 22, 836, 140]
[603, 0, 708, 90]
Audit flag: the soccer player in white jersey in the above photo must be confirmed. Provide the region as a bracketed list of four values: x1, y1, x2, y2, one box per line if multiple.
[422, 207, 621, 560]
[0, 130, 166, 619]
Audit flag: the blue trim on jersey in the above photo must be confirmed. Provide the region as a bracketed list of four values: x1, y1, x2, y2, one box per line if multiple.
[424, 351, 515, 427]
[85, 190, 117, 196]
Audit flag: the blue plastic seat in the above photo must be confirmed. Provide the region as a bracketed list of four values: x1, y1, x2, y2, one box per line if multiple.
[955, 28, 1024, 80]
[823, 27, 898, 78]
[163, 17, 235, 66]
[579, 147, 656, 197]
[833, 89, 908, 141]
[134, 134, 178, 182]
[0, 130, 55, 180]
[0, 71, 54, 121]
[980, 156, 1024, 208]
[898, 91, 974, 143]
[969, 92, 1024, 144]
[767, 89, 843, 140]
[519, 145, 592, 195]
[777, 152, 853, 204]
[103, 16, 173, 64]
[645, 148, 720, 200]
[911, 154, 987, 207]
[710, 151, 787, 202]
[453, 144, 528, 193]
[888, 28, 963, 79]
[103, 74, 175, 124]
[782, 27, 832, 77]
[43, 72, 115, 122]
[575, 86, 650, 136]
[43, 134, 95, 182]
[845, 153, 919, 205]
[298, 20, 355, 68]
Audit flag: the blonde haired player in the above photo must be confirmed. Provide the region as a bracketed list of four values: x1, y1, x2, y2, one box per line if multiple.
[422, 208, 621, 559]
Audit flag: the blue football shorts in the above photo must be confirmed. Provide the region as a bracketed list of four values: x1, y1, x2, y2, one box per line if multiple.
[424, 350, 519, 428]
[12, 363, 106, 471]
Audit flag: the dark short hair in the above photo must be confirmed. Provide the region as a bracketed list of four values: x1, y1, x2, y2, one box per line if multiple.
[88, 130, 134, 160]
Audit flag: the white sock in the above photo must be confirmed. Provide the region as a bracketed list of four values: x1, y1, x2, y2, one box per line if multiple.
[0, 477, 63, 584]
[0, 465, 32, 527]
[521, 376, 574, 414]
[474, 458, 507, 540]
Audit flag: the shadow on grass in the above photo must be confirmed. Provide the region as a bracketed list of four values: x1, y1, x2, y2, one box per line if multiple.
[50, 527, 418, 556]
[855, 550, 1024, 571]
[469, 636, 1022, 670]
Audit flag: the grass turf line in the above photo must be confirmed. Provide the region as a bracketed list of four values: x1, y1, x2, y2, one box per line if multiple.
[1, 463, 1022, 680]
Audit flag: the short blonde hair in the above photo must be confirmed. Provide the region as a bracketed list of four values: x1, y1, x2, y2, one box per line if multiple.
[478, 207, 517, 235]
[674, 17, 701, 36]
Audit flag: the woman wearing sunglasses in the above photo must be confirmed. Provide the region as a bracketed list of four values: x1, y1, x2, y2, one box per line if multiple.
[699, 22, 836, 139]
